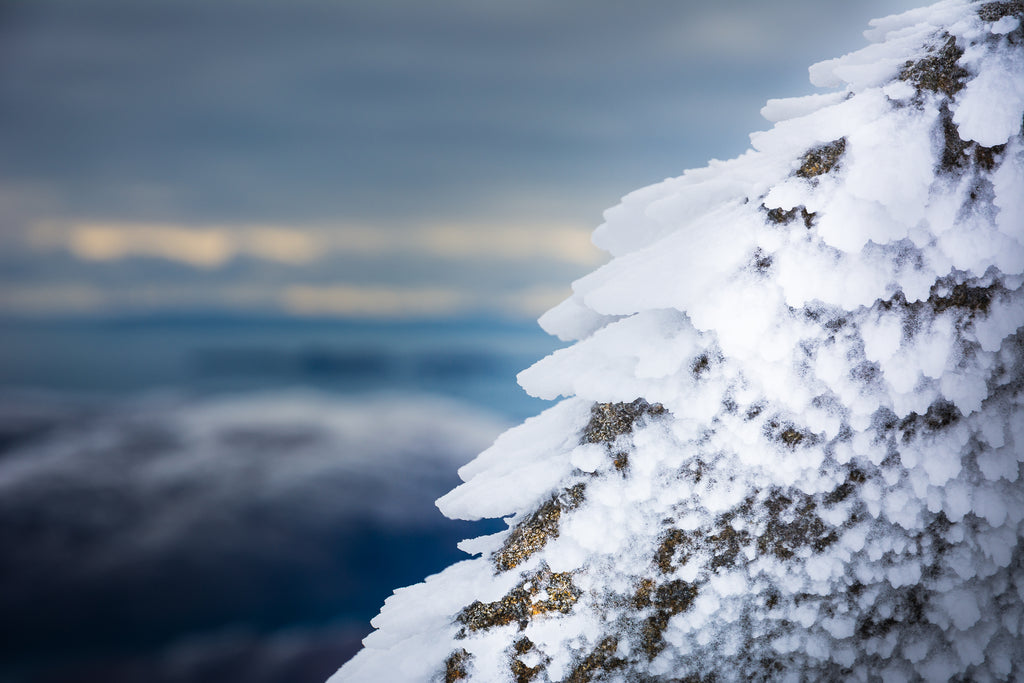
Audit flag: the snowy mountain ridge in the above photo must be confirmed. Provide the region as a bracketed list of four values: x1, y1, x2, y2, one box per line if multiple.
[332, 1, 1024, 680]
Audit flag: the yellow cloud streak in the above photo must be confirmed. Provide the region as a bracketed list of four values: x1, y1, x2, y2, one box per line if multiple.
[31, 221, 322, 268]
[282, 285, 471, 317]
[27, 219, 605, 268]
[68, 224, 234, 268]
[418, 223, 604, 266]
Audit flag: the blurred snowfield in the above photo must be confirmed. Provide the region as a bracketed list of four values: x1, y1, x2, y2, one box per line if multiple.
[0, 320, 555, 682]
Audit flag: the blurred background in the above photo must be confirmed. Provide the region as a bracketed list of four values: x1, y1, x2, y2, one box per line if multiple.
[0, 1, 921, 681]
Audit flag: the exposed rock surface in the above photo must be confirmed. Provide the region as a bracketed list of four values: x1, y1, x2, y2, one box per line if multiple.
[332, 1, 1024, 680]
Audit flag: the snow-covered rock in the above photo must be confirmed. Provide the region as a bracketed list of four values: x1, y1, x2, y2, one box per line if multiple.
[332, 1, 1024, 680]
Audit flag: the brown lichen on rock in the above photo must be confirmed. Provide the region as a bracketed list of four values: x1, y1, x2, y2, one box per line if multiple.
[940, 111, 971, 170]
[779, 428, 804, 447]
[582, 398, 665, 445]
[708, 522, 752, 571]
[640, 580, 699, 659]
[764, 419, 813, 449]
[765, 206, 793, 224]
[795, 138, 846, 178]
[655, 486, 837, 577]
[612, 451, 630, 472]
[456, 590, 529, 633]
[513, 637, 535, 655]
[919, 399, 961, 431]
[653, 579, 699, 614]
[896, 399, 961, 444]
[974, 142, 1007, 171]
[940, 109, 1008, 171]
[456, 566, 581, 633]
[565, 636, 627, 683]
[531, 570, 582, 617]
[632, 578, 656, 609]
[510, 658, 543, 683]
[510, 638, 546, 683]
[898, 35, 968, 97]
[929, 279, 999, 315]
[570, 485, 846, 667]
[657, 511, 754, 575]
[493, 484, 586, 572]
[765, 205, 816, 228]
[823, 467, 867, 506]
[655, 528, 694, 574]
[978, 0, 1024, 21]
[856, 585, 928, 641]
[757, 490, 838, 560]
[444, 649, 472, 682]
[639, 615, 667, 661]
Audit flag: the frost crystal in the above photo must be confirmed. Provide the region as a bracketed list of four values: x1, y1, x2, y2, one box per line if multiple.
[331, 1, 1024, 680]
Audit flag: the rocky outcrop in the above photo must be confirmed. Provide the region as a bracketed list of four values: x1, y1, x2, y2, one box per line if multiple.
[333, 2, 1024, 680]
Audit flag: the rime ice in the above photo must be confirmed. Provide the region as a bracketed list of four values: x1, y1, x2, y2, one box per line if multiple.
[331, 1, 1024, 681]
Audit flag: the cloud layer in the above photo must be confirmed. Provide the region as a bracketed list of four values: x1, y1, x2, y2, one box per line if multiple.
[0, 0, 924, 318]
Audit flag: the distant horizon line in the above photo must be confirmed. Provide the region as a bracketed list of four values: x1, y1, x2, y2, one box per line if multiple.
[0, 309, 549, 329]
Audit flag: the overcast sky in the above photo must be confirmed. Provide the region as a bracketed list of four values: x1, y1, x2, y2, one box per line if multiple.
[0, 0, 924, 319]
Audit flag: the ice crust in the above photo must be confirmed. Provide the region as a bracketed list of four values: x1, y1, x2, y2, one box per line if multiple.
[333, 1, 1024, 681]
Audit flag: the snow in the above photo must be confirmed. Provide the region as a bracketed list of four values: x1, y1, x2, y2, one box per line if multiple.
[760, 92, 847, 124]
[437, 399, 588, 521]
[953, 39, 1024, 147]
[331, 1, 1024, 681]
[992, 15, 1021, 34]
